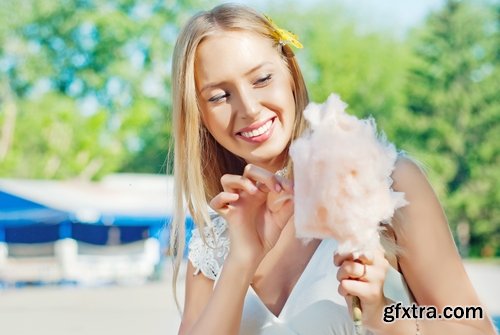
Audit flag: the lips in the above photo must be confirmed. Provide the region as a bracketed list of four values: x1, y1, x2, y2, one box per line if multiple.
[236, 117, 276, 137]
[236, 117, 276, 143]
[240, 119, 273, 138]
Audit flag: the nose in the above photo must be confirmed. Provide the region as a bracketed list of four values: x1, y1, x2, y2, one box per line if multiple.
[235, 87, 261, 119]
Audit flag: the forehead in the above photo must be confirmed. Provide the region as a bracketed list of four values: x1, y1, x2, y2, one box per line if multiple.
[195, 30, 281, 85]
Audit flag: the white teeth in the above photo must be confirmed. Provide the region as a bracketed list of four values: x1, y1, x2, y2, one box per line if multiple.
[241, 119, 273, 138]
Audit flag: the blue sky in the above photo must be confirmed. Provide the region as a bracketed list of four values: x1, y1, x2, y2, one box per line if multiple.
[335, 0, 445, 32]
[222, 0, 445, 35]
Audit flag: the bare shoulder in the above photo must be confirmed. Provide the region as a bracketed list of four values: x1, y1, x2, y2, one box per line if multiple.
[390, 155, 447, 228]
[388, 155, 450, 279]
[389, 154, 454, 267]
[389, 155, 496, 333]
[391, 155, 430, 194]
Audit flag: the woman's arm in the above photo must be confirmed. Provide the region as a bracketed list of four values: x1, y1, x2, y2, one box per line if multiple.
[178, 165, 294, 335]
[177, 261, 213, 334]
[377, 156, 496, 334]
[178, 257, 257, 335]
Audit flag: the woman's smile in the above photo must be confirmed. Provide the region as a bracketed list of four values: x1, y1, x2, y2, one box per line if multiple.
[236, 117, 276, 143]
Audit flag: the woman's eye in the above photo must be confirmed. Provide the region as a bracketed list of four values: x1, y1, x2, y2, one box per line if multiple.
[208, 92, 229, 103]
[254, 74, 272, 86]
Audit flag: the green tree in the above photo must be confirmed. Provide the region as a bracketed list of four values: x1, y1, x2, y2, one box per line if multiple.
[0, 0, 212, 179]
[267, 1, 411, 148]
[401, 0, 499, 257]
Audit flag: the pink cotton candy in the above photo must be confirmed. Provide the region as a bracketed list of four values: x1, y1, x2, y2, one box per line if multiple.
[289, 94, 408, 255]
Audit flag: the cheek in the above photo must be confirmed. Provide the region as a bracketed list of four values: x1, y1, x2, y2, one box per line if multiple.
[274, 83, 296, 126]
[203, 108, 233, 139]
[262, 79, 295, 114]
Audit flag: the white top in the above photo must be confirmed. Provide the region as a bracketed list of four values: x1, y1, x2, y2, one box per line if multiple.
[188, 215, 412, 335]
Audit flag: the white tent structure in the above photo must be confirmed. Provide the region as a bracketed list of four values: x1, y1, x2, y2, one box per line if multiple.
[0, 173, 175, 286]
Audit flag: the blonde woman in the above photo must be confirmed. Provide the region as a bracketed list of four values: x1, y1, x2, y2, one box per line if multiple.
[169, 3, 495, 335]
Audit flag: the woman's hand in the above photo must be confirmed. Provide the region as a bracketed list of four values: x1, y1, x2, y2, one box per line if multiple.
[210, 164, 294, 267]
[334, 248, 390, 332]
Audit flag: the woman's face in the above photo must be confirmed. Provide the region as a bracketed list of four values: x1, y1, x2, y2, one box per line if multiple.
[195, 30, 296, 172]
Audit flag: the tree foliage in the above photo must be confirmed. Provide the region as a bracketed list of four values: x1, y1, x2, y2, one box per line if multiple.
[401, 0, 499, 256]
[268, 2, 409, 127]
[0, 0, 211, 179]
[267, 0, 499, 257]
[0, 0, 498, 256]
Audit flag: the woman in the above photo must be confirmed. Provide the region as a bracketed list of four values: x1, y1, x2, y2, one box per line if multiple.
[169, 3, 496, 335]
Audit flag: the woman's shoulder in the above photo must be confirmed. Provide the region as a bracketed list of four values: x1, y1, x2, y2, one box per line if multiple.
[389, 153, 444, 231]
[391, 153, 429, 190]
[388, 153, 437, 209]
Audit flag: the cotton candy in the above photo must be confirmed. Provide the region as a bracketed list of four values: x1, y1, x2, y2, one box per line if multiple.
[289, 94, 408, 255]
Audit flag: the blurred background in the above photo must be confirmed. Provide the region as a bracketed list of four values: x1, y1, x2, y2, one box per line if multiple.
[0, 0, 498, 334]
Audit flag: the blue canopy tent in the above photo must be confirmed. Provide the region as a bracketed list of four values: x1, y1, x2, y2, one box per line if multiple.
[0, 187, 194, 250]
[70, 214, 194, 255]
[0, 191, 71, 243]
[0, 175, 195, 284]
[0, 173, 197, 260]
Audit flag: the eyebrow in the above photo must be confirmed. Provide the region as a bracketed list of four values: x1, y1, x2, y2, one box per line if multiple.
[200, 62, 273, 93]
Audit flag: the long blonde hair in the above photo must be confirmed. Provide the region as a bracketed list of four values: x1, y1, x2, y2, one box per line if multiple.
[169, 3, 309, 312]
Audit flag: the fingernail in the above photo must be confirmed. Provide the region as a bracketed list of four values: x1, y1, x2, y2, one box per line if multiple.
[275, 183, 282, 192]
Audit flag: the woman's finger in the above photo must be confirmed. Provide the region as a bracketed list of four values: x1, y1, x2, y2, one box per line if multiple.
[274, 174, 294, 193]
[220, 174, 259, 194]
[336, 260, 368, 281]
[333, 250, 375, 267]
[338, 278, 382, 302]
[243, 164, 284, 194]
[268, 193, 293, 213]
[209, 192, 240, 213]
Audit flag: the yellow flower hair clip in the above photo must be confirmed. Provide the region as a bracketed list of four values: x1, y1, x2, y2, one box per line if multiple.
[264, 15, 303, 49]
